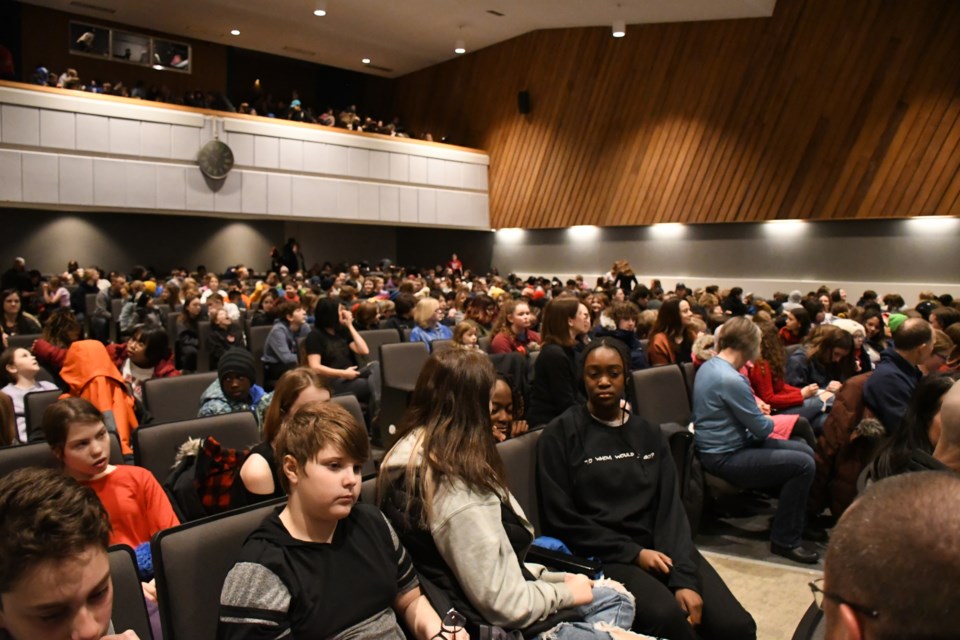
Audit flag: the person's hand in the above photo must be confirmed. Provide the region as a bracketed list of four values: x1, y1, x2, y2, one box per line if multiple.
[341, 366, 360, 380]
[492, 424, 507, 442]
[638, 549, 673, 574]
[674, 589, 703, 626]
[141, 579, 157, 602]
[801, 384, 820, 399]
[340, 308, 353, 325]
[510, 420, 529, 438]
[564, 573, 594, 606]
[826, 380, 842, 393]
[103, 631, 140, 640]
[757, 400, 771, 415]
[818, 390, 835, 403]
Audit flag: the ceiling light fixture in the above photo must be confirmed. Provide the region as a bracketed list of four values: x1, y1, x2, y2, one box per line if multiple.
[362, 58, 371, 64]
[313, 2, 327, 16]
[612, 20, 626, 38]
[230, 29, 240, 36]
[454, 39, 466, 54]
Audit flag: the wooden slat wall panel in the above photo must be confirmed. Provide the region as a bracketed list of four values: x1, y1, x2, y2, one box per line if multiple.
[389, 0, 960, 228]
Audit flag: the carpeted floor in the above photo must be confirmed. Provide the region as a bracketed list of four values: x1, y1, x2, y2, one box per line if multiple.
[702, 550, 822, 639]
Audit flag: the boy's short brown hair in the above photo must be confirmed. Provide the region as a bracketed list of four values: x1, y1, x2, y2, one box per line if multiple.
[0, 468, 111, 595]
[41, 398, 103, 453]
[273, 401, 370, 494]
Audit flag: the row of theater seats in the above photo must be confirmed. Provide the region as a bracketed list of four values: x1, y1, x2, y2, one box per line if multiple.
[128, 403, 821, 640]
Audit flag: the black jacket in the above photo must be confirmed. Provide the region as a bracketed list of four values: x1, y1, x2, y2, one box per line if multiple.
[537, 405, 700, 592]
[526, 344, 581, 427]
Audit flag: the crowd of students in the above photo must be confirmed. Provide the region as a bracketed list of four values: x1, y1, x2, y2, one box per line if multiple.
[0, 249, 958, 639]
[28, 65, 438, 142]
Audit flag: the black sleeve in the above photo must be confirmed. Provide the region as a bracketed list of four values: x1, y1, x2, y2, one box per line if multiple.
[653, 437, 701, 592]
[537, 348, 580, 418]
[304, 329, 324, 357]
[536, 418, 644, 564]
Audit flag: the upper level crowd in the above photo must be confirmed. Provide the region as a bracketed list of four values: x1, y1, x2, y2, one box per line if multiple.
[25, 64, 436, 141]
[1, 244, 958, 640]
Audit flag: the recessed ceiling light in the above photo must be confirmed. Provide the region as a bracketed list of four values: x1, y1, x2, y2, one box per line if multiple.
[314, 9, 326, 16]
[612, 20, 625, 38]
[362, 58, 371, 64]
[230, 29, 240, 36]
[454, 39, 466, 54]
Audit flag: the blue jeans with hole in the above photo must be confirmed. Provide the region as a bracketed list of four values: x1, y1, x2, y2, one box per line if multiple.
[699, 439, 815, 548]
[542, 584, 637, 639]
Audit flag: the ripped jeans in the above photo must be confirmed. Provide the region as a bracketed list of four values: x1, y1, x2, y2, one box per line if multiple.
[541, 580, 650, 640]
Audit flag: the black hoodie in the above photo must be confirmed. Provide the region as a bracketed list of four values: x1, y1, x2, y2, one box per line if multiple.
[537, 405, 700, 592]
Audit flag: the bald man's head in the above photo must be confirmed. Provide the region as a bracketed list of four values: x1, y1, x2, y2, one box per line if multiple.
[824, 472, 960, 639]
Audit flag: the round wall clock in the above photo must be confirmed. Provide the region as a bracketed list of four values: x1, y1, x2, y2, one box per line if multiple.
[197, 139, 234, 180]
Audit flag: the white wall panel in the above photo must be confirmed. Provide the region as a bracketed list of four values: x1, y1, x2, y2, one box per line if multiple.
[254, 136, 279, 169]
[139, 122, 171, 159]
[109, 118, 140, 156]
[291, 176, 322, 217]
[214, 172, 242, 213]
[369, 151, 389, 180]
[347, 148, 369, 178]
[389, 153, 410, 182]
[267, 173, 291, 215]
[75, 114, 110, 153]
[240, 171, 267, 215]
[399, 187, 418, 223]
[125, 163, 157, 209]
[185, 168, 214, 211]
[357, 184, 379, 221]
[93, 158, 124, 207]
[59, 156, 93, 205]
[316, 180, 338, 217]
[0, 150, 22, 201]
[327, 145, 348, 174]
[156, 165, 186, 210]
[417, 189, 436, 224]
[379, 186, 399, 222]
[171, 125, 200, 161]
[279, 139, 304, 171]
[303, 142, 327, 173]
[427, 158, 445, 186]
[409, 156, 427, 184]
[444, 161, 464, 189]
[22, 153, 58, 203]
[40, 110, 75, 150]
[2, 105, 39, 146]
[228, 132, 254, 166]
[463, 164, 487, 191]
[337, 182, 359, 219]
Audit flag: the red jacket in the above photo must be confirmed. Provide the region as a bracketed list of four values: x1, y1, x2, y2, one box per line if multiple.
[33, 338, 69, 370]
[106, 343, 181, 379]
[778, 326, 802, 346]
[747, 361, 803, 410]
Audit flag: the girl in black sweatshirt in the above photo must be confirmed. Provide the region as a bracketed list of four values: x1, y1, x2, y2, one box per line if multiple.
[537, 339, 756, 640]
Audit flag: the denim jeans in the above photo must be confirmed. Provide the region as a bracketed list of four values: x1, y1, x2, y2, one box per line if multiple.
[699, 439, 815, 548]
[541, 583, 639, 640]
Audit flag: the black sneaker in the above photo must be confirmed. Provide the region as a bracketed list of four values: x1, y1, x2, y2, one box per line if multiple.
[771, 543, 820, 564]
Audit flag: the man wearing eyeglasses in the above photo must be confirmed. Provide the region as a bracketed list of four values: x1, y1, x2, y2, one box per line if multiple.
[814, 471, 960, 639]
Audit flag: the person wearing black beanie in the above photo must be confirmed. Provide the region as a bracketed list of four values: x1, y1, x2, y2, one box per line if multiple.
[198, 348, 267, 426]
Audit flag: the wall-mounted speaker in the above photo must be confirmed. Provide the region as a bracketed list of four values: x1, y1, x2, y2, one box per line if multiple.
[518, 90, 531, 115]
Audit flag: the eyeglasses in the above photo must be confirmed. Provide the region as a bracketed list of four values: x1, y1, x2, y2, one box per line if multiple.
[809, 579, 879, 619]
[431, 608, 467, 640]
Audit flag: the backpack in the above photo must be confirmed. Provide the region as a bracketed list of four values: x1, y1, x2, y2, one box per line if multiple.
[164, 436, 251, 522]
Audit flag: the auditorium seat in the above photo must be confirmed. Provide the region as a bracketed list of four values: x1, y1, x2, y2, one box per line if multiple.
[790, 602, 825, 640]
[142, 372, 218, 425]
[430, 338, 454, 353]
[330, 395, 375, 476]
[24, 388, 62, 442]
[108, 545, 154, 640]
[681, 361, 696, 402]
[360, 475, 377, 505]
[247, 325, 273, 387]
[195, 320, 211, 373]
[358, 329, 401, 365]
[496, 430, 544, 534]
[631, 364, 691, 428]
[6, 333, 40, 352]
[0, 432, 123, 478]
[378, 342, 429, 446]
[478, 336, 492, 353]
[152, 498, 286, 640]
[132, 411, 259, 483]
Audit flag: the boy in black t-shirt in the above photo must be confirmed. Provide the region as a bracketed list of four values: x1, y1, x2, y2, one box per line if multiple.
[218, 402, 457, 640]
